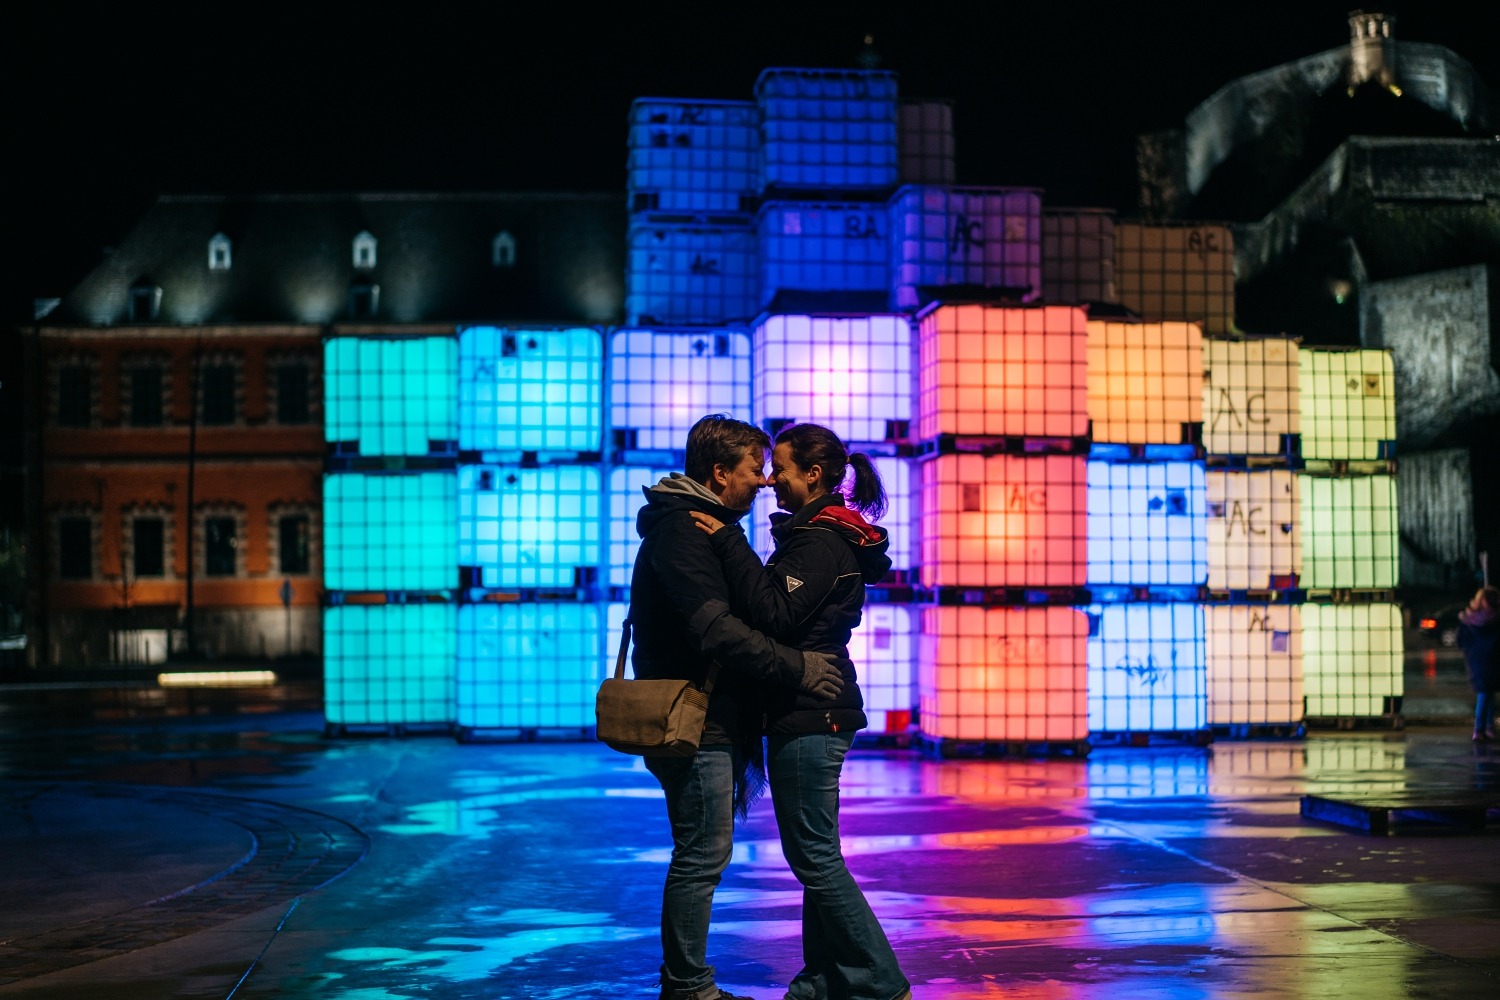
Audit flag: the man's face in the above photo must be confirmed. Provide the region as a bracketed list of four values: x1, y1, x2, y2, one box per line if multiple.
[714, 446, 768, 510]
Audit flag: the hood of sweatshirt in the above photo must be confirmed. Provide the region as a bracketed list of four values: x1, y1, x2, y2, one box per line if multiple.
[636, 473, 752, 538]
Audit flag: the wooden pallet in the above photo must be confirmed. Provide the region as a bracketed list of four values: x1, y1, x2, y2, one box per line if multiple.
[1209, 722, 1306, 740]
[1090, 729, 1213, 748]
[1301, 790, 1500, 835]
[915, 735, 1092, 759]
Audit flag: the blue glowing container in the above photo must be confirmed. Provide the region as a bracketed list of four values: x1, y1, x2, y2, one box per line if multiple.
[758, 202, 891, 307]
[324, 336, 457, 457]
[458, 326, 602, 456]
[323, 471, 457, 592]
[1086, 603, 1207, 733]
[607, 466, 676, 588]
[458, 465, 602, 591]
[755, 68, 898, 193]
[1086, 460, 1207, 587]
[627, 99, 760, 216]
[889, 186, 1043, 310]
[626, 222, 759, 326]
[324, 603, 456, 726]
[608, 328, 752, 455]
[457, 602, 604, 731]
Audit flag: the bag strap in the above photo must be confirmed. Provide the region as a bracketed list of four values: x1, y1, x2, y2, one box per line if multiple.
[614, 612, 722, 696]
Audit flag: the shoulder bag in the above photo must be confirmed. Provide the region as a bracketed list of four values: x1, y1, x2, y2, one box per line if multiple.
[595, 616, 720, 757]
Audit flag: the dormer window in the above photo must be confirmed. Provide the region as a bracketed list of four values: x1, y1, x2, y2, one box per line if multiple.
[349, 281, 380, 319]
[129, 281, 162, 323]
[208, 233, 232, 271]
[353, 231, 377, 269]
[492, 231, 517, 268]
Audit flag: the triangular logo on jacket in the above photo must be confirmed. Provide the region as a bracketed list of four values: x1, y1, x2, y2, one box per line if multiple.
[786, 576, 804, 592]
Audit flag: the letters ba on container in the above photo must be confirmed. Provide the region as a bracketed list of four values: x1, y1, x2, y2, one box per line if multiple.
[1205, 470, 1301, 591]
[1085, 320, 1203, 445]
[1202, 337, 1300, 457]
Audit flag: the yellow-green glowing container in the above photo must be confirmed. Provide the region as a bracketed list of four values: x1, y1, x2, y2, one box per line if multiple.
[1297, 349, 1396, 461]
[1202, 337, 1300, 456]
[1086, 320, 1203, 444]
[1302, 603, 1403, 718]
[1298, 474, 1399, 589]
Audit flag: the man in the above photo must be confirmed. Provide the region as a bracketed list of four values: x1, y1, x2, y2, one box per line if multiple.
[631, 413, 846, 1000]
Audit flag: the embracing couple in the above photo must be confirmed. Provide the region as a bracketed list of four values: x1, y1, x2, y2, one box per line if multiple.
[628, 413, 912, 1000]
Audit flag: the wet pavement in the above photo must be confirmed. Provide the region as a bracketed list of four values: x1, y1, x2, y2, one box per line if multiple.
[0, 648, 1496, 999]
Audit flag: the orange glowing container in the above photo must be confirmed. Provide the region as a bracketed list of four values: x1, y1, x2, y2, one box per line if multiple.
[916, 303, 1088, 440]
[919, 605, 1088, 742]
[1086, 320, 1203, 444]
[1114, 222, 1235, 336]
[918, 454, 1086, 589]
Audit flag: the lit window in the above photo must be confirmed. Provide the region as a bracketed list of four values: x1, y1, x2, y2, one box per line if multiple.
[279, 514, 311, 574]
[208, 233, 232, 271]
[353, 231, 377, 269]
[130, 282, 162, 323]
[56, 363, 92, 427]
[349, 282, 379, 319]
[58, 516, 92, 579]
[205, 516, 238, 576]
[492, 231, 517, 268]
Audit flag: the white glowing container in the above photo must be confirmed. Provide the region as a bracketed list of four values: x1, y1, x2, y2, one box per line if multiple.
[1086, 603, 1207, 733]
[918, 454, 1087, 589]
[607, 465, 676, 588]
[1205, 604, 1303, 725]
[1114, 222, 1236, 336]
[1086, 460, 1207, 586]
[458, 326, 602, 455]
[457, 465, 602, 590]
[751, 314, 912, 443]
[1298, 474, 1399, 589]
[608, 328, 751, 453]
[1202, 337, 1300, 456]
[916, 304, 1089, 440]
[889, 186, 1043, 310]
[1086, 320, 1204, 445]
[919, 605, 1088, 742]
[457, 602, 603, 731]
[850, 603, 917, 735]
[324, 603, 456, 727]
[1302, 603, 1403, 718]
[1298, 349, 1397, 461]
[1205, 470, 1301, 591]
[1042, 208, 1116, 306]
[750, 455, 913, 576]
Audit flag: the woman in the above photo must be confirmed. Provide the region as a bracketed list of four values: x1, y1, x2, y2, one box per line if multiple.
[1457, 585, 1499, 742]
[691, 422, 911, 1000]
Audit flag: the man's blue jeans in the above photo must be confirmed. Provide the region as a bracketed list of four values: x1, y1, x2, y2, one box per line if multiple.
[1477, 690, 1495, 734]
[646, 745, 735, 995]
[769, 732, 909, 1000]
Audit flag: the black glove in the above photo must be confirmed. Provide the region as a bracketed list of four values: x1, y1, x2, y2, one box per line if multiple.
[798, 651, 847, 700]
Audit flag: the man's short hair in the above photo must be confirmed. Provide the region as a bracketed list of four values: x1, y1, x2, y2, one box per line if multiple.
[685, 414, 771, 482]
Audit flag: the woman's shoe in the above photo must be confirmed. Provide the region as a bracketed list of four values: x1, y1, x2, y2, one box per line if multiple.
[1474, 730, 1490, 743]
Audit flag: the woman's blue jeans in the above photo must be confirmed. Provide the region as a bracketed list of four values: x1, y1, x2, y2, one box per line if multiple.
[769, 731, 909, 1000]
[647, 746, 735, 995]
[1477, 690, 1496, 733]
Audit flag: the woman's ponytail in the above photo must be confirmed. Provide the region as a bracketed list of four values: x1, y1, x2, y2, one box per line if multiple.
[846, 452, 887, 521]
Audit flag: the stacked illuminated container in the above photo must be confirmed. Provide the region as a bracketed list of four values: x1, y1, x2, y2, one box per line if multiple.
[750, 313, 916, 740]
[1042, 208, 1117, 307]
[888, 186, 1044, 311]
[1201, 336, 1305, 733]
[912, 303, 1091, 751]
[454, 326, 605, 741]
[1084, 320, 1209, 740]
[625, 99, 761, 326]
[1297, 348, 1403, 724]
[1115, 222, 1237, 336]
[322, 335, 460, 733]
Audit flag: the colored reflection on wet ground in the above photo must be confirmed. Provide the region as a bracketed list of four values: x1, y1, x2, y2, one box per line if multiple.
[0, 702, 1496, 999]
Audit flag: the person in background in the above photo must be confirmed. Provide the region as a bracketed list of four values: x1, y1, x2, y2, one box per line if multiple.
[691, 422, 912, 1000]
[1458, 585, 1499, 742]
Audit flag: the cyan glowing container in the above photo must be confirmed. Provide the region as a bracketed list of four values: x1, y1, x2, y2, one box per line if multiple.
[457, 465, 602, 590]
[324, 336, 457, 457]
[607, 465, 676, 588]
[1302, 603, 1403, 718]
[1202, 337, 1300, 456]
[916, 304, 1089, 440]
[1298, 349, 1396, 461]
[627, 99, 759, 215]
[626, 222, 759, 326]
[1086, 603, 1206, 733]
[1298, 474, 1399, 589]
[918, 454, 1086, 589]
[456, 602, 603, 731]
[324, 603, 456, 726]
[1086, 460, 1206, 586]
[758, 202, 891, 306]
[323, 471, 457, 592]
[889, 186, 1043, 310]
[1086, 320, 1204, 445]
[1114, 223, 1236, 336]
[897, 100, 955, 185]
[1205, 470, 1301, 591]
[918, 605, 1088, 742]
[1205, 604, 1303, 726]
[851, 603, 916, 735]
[751, 314, 912, 443]
[608, 328, 751, 454]
[1042, 208, 1116, 306]
[755, 68, 898, 192]
[458, 326, 602, 455]
[750, 455, 913, 576]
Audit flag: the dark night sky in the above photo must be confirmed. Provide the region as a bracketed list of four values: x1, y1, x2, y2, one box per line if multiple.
[6, 0, 1498, 321]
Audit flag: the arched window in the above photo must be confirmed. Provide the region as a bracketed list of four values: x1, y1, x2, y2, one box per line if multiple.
[353, 231, 377, 269]
[208, 233, 232, 271]
[492, 231, 517, 268]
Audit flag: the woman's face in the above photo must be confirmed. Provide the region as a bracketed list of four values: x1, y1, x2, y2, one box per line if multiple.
[770, 441, 820, 512]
